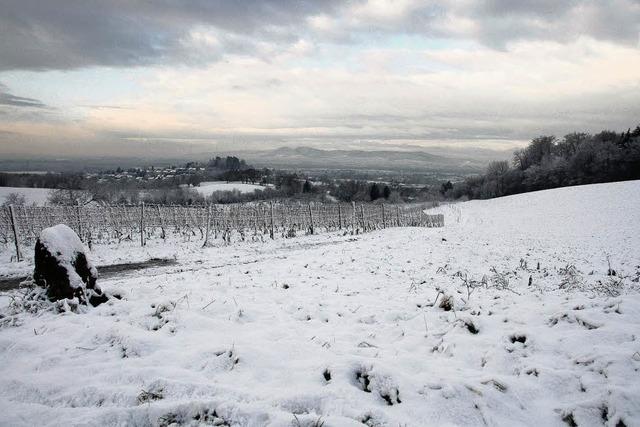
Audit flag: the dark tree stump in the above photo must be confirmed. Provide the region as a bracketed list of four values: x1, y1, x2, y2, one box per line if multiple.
[34, 224, 108, 307]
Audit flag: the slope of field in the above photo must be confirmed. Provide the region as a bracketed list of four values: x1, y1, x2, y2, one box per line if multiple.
[428, 180, 640, 274]
[194, 181, 267, 196]
[0, 186, 51, 206]
[0, 181, 639, 426]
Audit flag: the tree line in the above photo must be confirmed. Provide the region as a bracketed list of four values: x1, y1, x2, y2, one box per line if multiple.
[446, 125, 640, 200]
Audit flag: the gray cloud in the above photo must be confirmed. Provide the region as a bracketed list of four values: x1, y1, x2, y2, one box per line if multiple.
[0, 1, 637, 72]
[467, 0, 640, 48]
[0, 0, 342, 71]
[341, 0, 640, 48]
[0, 83, 46, 108]
[308, 1, 640, 49]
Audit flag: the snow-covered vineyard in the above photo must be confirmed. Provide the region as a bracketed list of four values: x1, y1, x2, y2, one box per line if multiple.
[0, 203, 444, 254]
[1, 181, 639, 426]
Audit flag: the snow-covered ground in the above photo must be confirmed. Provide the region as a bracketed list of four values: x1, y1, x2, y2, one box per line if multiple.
[0, 181, 639, 426]
[194, 182, 267, 196]
[0, 186, 51, 206]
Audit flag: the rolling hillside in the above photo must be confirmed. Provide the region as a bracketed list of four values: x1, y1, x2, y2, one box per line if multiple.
[0, 181, 638, 426]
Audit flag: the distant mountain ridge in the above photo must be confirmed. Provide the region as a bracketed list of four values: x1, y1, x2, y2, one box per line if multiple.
[233, 146, 495, 172]
[0, 145, 510, 174]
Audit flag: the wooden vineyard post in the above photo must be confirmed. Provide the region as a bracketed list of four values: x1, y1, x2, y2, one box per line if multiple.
[125, 205, 134, 240]
[253, 206, 258, 236]
[157, 205, 166, 240]
[21, 206, 33, 240]
[360, 204, 365, 232]
[220, 205, 227, 242]
[381, 203, 386, 229]
[308, 203, 314, 235]
[351, 201, 356, 234]
[338, 204, 342, 230]
[171, 205, 178, 234]
[140, 202, 146, 247]
[203, 204, 211, 247]
[396, 205, 400, 227]
[83, 206, 92, 248]
[212, 205, 217, 241]
[76, 203, 84, 242]
[106, 206, 115, 241]
[269, 201, 275, 239]
[8, 205, 22, 262]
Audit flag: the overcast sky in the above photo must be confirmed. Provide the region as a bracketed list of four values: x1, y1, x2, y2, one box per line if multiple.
[1, 0, 639, 157]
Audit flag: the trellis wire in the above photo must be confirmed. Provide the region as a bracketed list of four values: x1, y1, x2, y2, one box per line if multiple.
[0, 203, 444, 255]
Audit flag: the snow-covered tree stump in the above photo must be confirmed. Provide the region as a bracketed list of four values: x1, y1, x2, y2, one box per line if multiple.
[33, 224, 108, 307]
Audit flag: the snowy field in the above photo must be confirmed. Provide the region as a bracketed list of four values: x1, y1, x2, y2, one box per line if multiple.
[194, 182, 267, 196]
[1, 181, 639, 426]
[0, 186, 51, 206]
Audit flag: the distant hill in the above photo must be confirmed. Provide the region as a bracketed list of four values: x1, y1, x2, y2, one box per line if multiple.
[0, 145, 511, 175]
[228, 146, 503, 173]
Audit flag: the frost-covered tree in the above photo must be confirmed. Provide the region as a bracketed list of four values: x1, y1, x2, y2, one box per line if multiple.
[48, 189, 94, 206]
[1, 192, 26, 207]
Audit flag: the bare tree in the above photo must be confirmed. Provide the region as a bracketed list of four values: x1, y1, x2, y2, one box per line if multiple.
[1, 192, 26, 207]
[48, 189, 94, 206]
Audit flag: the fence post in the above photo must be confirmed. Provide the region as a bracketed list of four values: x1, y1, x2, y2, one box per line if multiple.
[269, 201, 275, 239]
[157, 205, 166, 240]
[253, 206, 258, 236]
[140, 202, 146, 247]
[8, 205, 22, 262]
[351, 202, 356, 234]
[381, 203, 386, 229]
[76, 203, 84, 242]
[203, 203, 211, 247]
[308, 203, 314, 235]
[338, 204, 342, 230]
[22, 206, 33, 240]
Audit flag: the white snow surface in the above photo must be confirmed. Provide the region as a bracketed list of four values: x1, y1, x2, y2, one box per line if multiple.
[38, 224, 98, 289]
[0, 186, 51, 206]
[39, 224, 88, 265]
[194, 181, 267, 195]
[0, 181, 639, 426]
